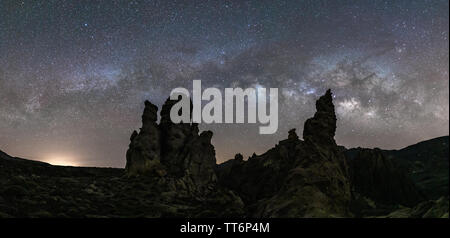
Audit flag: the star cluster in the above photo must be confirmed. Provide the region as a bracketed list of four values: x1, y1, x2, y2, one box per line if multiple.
[0, 0, 448, 167]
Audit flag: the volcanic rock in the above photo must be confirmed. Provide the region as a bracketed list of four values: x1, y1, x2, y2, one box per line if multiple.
[126, 100, 164, 176]
[1, 89, 447, 218]
[217, 89, 352, 217]
[303, 89, 337, 146]
[125, 97, 217, 195]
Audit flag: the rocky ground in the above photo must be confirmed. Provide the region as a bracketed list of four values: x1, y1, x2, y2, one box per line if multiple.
[0, 90, 448, 218]
[0, 153, 243, 218]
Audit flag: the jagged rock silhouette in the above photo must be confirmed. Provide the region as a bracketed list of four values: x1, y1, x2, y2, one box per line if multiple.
[126, 100, 164, 176]
[303, 89, 337, 146]
[126, 97, 217, 195]
[217, 89, 352, 217]
[0, 89, 447, 218]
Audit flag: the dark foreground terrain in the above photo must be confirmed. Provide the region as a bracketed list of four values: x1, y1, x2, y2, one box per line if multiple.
[0, 90, 448, 218]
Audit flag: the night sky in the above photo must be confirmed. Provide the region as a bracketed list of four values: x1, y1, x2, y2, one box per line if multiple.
[0, 0, 448, 167]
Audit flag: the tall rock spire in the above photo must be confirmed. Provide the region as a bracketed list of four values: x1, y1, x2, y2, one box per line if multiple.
[125, 97, 217, 195]
[125, 100, 164, 176]
[303, 89, 337, 145]
[216, 88, 351, 217]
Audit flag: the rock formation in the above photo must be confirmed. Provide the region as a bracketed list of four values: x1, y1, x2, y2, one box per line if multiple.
[126, 100, 164, 176]
[303, 89, 337, 146]
[217, 89, 352, 217]
[125, 97, 217, 195]
[1, 89, 447, 218]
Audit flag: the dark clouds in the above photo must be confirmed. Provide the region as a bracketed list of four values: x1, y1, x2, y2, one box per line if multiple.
[0, 0, 448, 167]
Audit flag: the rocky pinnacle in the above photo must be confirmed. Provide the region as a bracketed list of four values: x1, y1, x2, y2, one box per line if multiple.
[303, 89, 337, 146]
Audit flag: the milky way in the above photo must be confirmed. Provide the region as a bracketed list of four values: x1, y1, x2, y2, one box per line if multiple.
[0, 0, 448, 167]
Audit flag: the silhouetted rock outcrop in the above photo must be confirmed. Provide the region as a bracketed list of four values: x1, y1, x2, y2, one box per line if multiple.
[303, 89, 337, 146]
[0, 90, 447, 218]
[217, 89, 351, 217]
[126, 97, 217, 195]
[288, 129, 298, 140]
[126, 100, 164, 176]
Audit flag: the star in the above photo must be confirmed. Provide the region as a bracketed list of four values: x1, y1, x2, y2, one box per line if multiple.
[0, 0, 447, 167]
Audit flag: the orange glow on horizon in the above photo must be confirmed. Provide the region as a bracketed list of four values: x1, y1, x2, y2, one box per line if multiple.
[41, 154, 80, 167]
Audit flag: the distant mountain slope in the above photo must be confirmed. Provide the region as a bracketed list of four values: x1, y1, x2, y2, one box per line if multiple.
[0, 149, 121, 178]
[0, 150, 47, 164]
[345, 148, 425, 208]
[383, 136, 449, 200]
